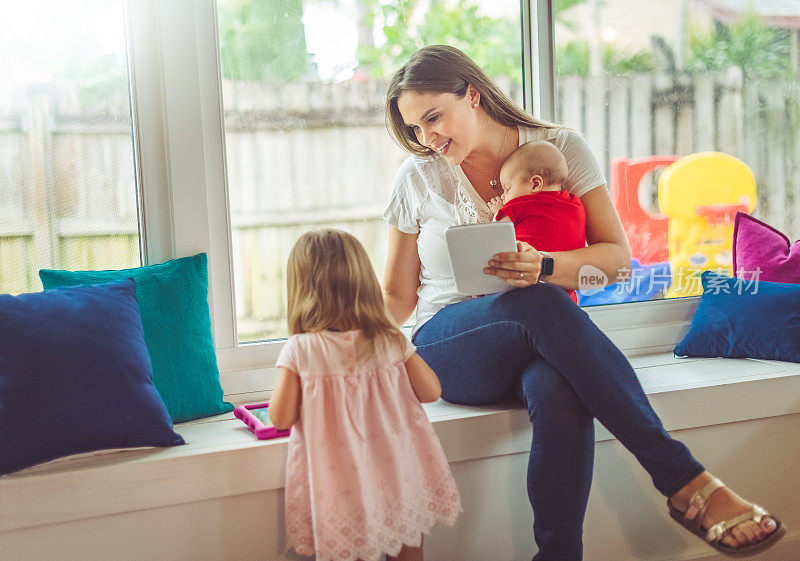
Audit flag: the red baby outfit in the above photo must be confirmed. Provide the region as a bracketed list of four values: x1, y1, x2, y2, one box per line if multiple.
[495, 190, 586, 302]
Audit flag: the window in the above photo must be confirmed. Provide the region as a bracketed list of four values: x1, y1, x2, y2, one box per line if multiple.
[121, 1, 796, 398]
[215, 0, 524, 342]
[0, 0, 140, 295]
[553, 0, 800, 304]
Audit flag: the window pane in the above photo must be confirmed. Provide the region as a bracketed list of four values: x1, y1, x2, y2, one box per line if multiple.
[0, 0, 140, 295]
[218, 0, 523, 342]
[554, 1, 800, 304]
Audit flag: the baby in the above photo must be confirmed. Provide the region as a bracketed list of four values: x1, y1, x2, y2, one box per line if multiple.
[488, 140, 586, 303]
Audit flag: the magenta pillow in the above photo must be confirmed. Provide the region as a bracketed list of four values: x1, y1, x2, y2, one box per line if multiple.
[732, 212, 800, 283]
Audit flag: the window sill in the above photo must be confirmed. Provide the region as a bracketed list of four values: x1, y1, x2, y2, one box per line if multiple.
[217, 297, 702, 402]
[3, 353, 800, 534]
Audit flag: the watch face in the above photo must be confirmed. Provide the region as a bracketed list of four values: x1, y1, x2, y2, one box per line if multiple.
[541, 256, 555, 276]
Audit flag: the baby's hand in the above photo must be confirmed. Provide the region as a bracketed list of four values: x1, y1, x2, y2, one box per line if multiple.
[488, 196, 504, 214]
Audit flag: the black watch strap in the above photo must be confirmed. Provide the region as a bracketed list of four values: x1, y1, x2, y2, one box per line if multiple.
[538, 251, 554, 283]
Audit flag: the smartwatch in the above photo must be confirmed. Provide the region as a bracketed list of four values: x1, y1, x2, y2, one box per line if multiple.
[538, 251, 554, 283]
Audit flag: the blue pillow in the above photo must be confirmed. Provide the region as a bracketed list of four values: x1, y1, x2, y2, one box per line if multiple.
[674, 271, 800, 363]
[40, 254, 233, 423]
[0, 279, 184, 475]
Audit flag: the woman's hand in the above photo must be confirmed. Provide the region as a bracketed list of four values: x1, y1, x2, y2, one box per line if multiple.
[483, 240, 542, 287]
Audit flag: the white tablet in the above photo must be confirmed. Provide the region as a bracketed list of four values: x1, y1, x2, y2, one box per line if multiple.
[445, 221, 517, 296]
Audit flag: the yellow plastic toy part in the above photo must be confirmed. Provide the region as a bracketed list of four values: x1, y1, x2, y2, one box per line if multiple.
[657, 152, 757, 298]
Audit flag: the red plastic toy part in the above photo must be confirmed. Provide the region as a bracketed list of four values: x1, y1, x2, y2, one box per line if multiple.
[609, 155, 677, 265]
[233, 402, 291, 440]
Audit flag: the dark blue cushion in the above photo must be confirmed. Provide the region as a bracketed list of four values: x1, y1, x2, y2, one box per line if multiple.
[0, 279, 184, 475]
[40, 254, 233, 423]
[674, 271, 800, 363]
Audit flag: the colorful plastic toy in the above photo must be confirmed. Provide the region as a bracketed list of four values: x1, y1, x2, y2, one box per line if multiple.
[609, 155, 678, 266]
[234, 402, 291, 440]
[657, 152, 756, 298]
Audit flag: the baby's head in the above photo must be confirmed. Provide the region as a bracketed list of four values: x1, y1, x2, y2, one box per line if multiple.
[498, 140, 568, 203]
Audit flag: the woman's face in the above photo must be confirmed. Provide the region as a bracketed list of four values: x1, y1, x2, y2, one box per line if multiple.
[396, 89, 478, 165]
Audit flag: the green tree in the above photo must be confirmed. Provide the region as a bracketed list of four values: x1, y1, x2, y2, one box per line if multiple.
[357, 0, 660, 80]
[554, 0, 592, 30]
[555, 41, 656, 76]
[555, 41, 591, 76]
[604, 45, 656, 74]
[554, 0, 587, 14]
[685, 11, 793, 77]
[218, 0, 310, 82]
[357, 0, 521, 81]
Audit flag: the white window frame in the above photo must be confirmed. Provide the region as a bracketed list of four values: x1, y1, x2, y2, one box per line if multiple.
[126, 0, 700, 400]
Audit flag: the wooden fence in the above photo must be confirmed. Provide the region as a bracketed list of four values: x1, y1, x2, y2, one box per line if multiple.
[557, 68, 800, 231]
[0, 95, 139, 296]
[1, 72, 798, 339]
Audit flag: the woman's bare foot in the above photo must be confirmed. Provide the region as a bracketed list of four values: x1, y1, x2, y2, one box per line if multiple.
[669, 471, 778, 548]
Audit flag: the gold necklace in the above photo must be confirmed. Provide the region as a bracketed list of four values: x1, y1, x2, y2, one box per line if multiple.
[463, 127, 509, 189]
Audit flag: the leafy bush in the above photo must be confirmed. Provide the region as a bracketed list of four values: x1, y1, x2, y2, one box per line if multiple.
[556, 41, 656, 76]
[358, 0, 521, 82]
[685, 11, 793, 77]
[218, 0, 310, 81]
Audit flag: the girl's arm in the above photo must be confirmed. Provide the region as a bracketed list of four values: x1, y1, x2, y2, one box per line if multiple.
[405, 352, 442, 403]
[269, 367, 301, 430]
[382, 226, 421, 326]
[484, 186, 631, 290]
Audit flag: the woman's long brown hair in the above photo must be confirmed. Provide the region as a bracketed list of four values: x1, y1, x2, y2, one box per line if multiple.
[385, 44, 561, 156]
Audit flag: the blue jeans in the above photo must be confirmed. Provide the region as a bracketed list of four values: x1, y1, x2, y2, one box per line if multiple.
[412, 284, 704, 561]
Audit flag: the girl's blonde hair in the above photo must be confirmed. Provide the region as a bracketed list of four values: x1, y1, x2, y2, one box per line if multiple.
[286, 229, 407, 359]
[385, 44, 562, 157]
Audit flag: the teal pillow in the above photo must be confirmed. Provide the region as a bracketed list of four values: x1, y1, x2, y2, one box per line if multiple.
[40, 254, 233, 422]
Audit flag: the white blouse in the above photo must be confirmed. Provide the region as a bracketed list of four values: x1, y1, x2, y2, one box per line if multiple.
[382, 126, 606, 334]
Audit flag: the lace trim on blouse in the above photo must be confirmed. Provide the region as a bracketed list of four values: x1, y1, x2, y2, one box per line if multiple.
[455, 177, 494, 224]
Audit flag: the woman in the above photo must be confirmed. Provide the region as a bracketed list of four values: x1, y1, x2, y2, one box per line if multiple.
[380, 45, 784, 561]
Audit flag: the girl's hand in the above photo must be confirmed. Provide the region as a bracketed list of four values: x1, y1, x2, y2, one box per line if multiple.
[483, 240, 542, 287]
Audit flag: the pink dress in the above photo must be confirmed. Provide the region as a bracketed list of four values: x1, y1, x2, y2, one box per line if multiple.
[276, 330, 461, 561]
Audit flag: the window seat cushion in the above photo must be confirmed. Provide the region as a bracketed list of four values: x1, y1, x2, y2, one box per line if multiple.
[2, 352, 800, 533]
[675, 272, 800, 363]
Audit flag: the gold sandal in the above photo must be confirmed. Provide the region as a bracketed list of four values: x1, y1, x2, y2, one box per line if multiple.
[667, 477, 787, 558]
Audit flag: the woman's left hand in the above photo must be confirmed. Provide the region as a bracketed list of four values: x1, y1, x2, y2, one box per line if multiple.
[483, 241, 542, 287]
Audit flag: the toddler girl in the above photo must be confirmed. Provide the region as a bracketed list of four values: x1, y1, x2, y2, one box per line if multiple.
[269, 229, 461, 561]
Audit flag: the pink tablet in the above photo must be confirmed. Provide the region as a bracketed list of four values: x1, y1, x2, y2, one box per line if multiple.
[233, 402, 291, 440]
